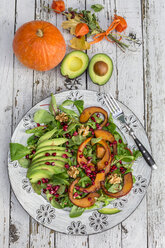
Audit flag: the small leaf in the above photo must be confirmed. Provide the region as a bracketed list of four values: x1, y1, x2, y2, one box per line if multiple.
[74, 100, 84, 114]
[70, 36, 90, 50]
[69, 205, 84, 218]
[10, 143, 30, 161]
[38, 127, 57, 144]
[51, 198, 62, 209]
[34, 109, 54, 124]
[91, 4, 104, 12]
[58, 105, 78, 117]
[61, 99, 74, 106]
[31, 183, 41, 195]
[18, 157, 30, 168]
[49, 93, 57, 115]
[91, 137, 102, 145]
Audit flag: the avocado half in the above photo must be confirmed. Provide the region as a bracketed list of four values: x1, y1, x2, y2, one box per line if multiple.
[88, 53, 113, 85]
[61, 51, 89, 79]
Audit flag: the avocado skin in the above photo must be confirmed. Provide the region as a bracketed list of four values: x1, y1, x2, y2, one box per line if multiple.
[61, 51, 89, 79]
[88, 53, 113, 85]
[37, 138, 68, 149]
[32, 150, 71, 162]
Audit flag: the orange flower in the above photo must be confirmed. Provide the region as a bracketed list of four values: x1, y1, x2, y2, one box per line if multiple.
[51, 0, 65, 14]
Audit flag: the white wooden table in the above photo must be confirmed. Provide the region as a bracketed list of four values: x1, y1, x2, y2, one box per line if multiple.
[0, 0, 164, 247]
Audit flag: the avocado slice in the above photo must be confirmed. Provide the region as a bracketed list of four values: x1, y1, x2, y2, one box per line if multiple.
[98, 208, 120, 214]
[31, 156, 68, 166]
[88, 53, 113, 85]
[36, 146, 66, 155]
[28, 170, 53, 183]
[32, 150, 71, 161]
[61, 51, 89, 79]
[27, 164, 65, 179]
[27, 160, 65, 175]
[37, 138, 68, 149]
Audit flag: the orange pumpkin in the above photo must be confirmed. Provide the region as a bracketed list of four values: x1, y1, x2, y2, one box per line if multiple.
[13, 20, 66, 71]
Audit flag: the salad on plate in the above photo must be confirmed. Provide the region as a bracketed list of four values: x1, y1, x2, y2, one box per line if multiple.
[10, 94, 141, 218]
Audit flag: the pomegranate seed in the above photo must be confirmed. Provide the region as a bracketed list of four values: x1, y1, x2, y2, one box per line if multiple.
[78, 149, 82, 153]
[104, 161, 108, 166]
[73, 131, 78, 136]
[66, 141, 69, 145]
[98, 126, 102, 130]
[45, 179, 49, 183]
[83, 190, 88, 193]
[110, 143, 113, 147]
[113, 140, 117, 145]
[92, 131, 95, 135]
[76, 164, 80, 168]
[55, 198, 59, 202]
[75, 186, 80, 190]
[120, 167, 126, 174]
[50, 190, 55, 195]
[96, 114, 100, 117]
[65, 149, 68, 152]
[64, 163, 69, 169]
[91, 116, 96, 122]
[26, 155, 29, 159]
[46, 184, 52, 190]
[61, 122, 64, 126]
[86, 168, 91, 174]
[110, 165, 117, 172]
[119, 160, 122, 164]
[43, 189, 47, 193]
[45, 153, 50, 156]
[51, 162, 55, 166]
[88, 197, 92, 201]
[96, 123, 100, 128]
[49, 197, 53, 201]
[89, 128, 94, 131]
[87, 156, 92, 161]
[74, 192, 79, 198]
[54, 193, 59, 198]
[86, 183, 90, 187]
[92, 181, 95, 185]
[119, 139, 122, 143]
[52, 152, 56, 156]
[79, 154, 83, 158]
[32, 150, 36, 154]
[42, 178, 46, 183]
[45, 162, 50, 165]
[37, 123, 40, 127]
[106, 122, 110, 127]
[62, 154, 68, 158]
[65, 187, 68, 193]
[37, 180, 41, 185]
[111, 154, 114, 158]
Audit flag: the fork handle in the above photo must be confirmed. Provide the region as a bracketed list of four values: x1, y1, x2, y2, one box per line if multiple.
[132, 136, 157, 170]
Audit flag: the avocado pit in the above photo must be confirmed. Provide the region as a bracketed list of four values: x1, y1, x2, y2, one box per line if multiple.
[94, 61, 108, 76]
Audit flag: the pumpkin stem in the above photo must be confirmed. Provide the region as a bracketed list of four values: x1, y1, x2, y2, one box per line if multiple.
[36, 29, 43, 37]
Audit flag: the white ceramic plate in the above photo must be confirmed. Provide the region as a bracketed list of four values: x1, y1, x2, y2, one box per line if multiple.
[8, 90, 151, 235]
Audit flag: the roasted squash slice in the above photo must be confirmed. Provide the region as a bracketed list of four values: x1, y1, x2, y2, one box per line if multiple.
[79, 107, 108, 127]
[94, 129, 115, 143]
[101, 172, 133, 198]
[69, 178, 100, 208]
[96, 140, 111, 171]
[96, 145, 105, 159]
[77, 137, 95, 171]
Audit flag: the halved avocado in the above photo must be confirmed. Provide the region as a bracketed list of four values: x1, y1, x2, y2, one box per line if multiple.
[88, 53, 113, 85]
[32, 150, 71, 162]
[61, 51, 89, 79]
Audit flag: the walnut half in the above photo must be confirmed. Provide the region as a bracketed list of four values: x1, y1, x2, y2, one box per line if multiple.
[55, 112, 68, 122]
[108, 173, 122, 184]
[67, 166, 79, 179]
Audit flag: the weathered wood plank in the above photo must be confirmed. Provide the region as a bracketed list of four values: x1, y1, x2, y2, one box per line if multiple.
[115, 1, 147, 248]
[142, 0, 165, 247]
[29, 1, 55, 247]
[0, 0, 15, 247]
[87, 0, 121, 247]
[9, 1, 35, 247]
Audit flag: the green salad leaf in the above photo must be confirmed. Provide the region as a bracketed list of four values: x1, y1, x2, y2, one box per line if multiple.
[10, 143, 30, 161]
[18, 157, 30, 168]
[58, 105, 78, 117]
[34, 109, 54, 124]
[74, 100, 84, 114]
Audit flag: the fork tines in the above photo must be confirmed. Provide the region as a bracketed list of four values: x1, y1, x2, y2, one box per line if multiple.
[104, 93, 122, 117]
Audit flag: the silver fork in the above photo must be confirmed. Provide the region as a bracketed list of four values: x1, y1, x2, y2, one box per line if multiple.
[104, 93, 157, 170]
